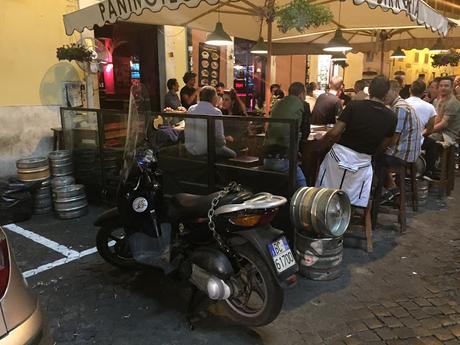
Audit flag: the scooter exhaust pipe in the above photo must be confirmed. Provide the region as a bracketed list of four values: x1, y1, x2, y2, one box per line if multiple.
[189, 264, 232, 300]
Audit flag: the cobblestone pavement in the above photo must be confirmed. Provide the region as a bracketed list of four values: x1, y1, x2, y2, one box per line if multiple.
[5, 181, 460, 345]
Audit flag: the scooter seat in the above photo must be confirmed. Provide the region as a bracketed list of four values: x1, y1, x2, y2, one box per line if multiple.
[170, 192, 220, 220]
[169, 190, 254, 221]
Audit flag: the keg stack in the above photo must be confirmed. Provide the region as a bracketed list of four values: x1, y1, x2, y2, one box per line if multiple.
[73, 148, 101, 201]
[290, 187, 351, 281]
[16, 157, 53, 215]
[48, 150, 88, 219]
[100, 149, 123, 203]
[405, 156, 428, 207]
[53, 184, 88, 219]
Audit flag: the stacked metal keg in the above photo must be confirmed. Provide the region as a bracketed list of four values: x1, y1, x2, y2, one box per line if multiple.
[405, 156, 429, 207]
[48, 150, 88, 219]
[16, 157, 53, 215]
[290, 187, 351, 281]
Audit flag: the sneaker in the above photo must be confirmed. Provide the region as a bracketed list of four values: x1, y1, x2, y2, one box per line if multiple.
[380, 188, 400, 205]
[423, 171, 440, 181]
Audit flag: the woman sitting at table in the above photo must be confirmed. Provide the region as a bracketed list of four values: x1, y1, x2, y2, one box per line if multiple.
[221, 88, 250, 153]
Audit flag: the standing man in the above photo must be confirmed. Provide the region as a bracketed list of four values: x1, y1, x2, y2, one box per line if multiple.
[352, 80, 368, 101]
[377, 80, 422, 201]
[164, 78, 182, 110]
[316, 76, 397, 207]
[311, 76, 343, 124]
[180, 72, 200, 109]
[454, 75, 460, 101]
[406, 80, 437, 145]
[423, 77, 460, 181]
[263, 82, 310, 188]
[395, 75, 410, 99]
[305, 82, 317, 112]
[424, 78, 440, 104]
[185, 86, 236, 159]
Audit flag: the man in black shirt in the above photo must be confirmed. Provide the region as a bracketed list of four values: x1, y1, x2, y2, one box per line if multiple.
[164, 78, 181, 110]
[311, 76, 343, 124]
[180, 72, 200, 109]
[316, 76, 397, 207]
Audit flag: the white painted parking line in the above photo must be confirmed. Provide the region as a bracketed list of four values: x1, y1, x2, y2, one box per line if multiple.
[22, 246, 99, 278]
[4, 223, 80, 257]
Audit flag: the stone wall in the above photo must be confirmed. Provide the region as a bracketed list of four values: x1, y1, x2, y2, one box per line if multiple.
[0, 106, 61, 178]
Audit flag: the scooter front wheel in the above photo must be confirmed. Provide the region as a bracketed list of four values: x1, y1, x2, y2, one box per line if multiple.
[96, 225, 139, 269]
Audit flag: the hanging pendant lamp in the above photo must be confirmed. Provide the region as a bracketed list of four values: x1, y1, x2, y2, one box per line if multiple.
[390, 46, 406, 59]
[429, 38, 447, 54]
[250, 37, 268, 54]
[323, 28, 352, 52]
[331, 52, 347, 61]
[205, 21, 232, 46]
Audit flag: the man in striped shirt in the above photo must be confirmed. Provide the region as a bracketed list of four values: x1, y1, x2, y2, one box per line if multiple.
[378, 80, 422, 202]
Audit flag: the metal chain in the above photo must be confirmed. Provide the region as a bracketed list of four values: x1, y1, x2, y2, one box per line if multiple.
[207, 181, 242, 253]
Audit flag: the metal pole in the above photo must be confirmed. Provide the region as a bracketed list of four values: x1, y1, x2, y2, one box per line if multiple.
[380, 39, 385, 75]
[264, 7, 274, 117]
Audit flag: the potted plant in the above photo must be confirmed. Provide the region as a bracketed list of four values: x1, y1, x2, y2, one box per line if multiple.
[275, 0, 333, 33]
[56, 43, 93, 63]
[431, 49, 460, 68]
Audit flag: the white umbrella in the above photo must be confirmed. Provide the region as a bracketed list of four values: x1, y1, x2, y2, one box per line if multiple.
[64, 0, 455, 109]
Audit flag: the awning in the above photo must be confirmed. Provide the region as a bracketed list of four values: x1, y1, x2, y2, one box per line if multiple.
[64, 0, 455, 41]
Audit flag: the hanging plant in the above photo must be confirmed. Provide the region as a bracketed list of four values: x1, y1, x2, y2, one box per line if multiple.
[56, 43, 93, 63]
[431, 49, 460, 68]
[333, 60, 349, 68]
[275, 0, 333, 33]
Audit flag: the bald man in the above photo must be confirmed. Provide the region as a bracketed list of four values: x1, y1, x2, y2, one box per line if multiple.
[311, 76, 344, 124]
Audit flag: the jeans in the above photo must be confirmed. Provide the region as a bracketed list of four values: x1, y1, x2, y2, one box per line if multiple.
[216, 146, 237, 159]
[263, 158, 307, 189]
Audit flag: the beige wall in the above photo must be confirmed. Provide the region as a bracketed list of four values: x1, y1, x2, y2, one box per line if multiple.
[273, 55, 306, 92]
[164, 26, 188, 89]
[0, 0, 83, 106]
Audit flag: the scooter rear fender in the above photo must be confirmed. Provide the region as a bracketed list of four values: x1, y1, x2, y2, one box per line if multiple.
[228, 224, 298, 285]
[94, 207, 120, 227]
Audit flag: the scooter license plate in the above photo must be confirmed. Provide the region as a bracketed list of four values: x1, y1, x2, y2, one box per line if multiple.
[268, 237, 296, 274]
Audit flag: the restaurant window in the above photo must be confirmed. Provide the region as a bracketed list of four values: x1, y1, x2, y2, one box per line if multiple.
[414, 52, 419, 63]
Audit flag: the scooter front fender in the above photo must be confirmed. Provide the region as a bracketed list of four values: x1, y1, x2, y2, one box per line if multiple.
[94, 207, 120, 227]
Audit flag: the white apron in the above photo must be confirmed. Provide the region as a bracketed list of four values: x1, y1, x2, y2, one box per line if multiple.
[316, 144, 373, 207]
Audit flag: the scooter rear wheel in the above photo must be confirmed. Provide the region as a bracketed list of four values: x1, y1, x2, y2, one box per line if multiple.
[223, 243, 283, 326]
[96, 225, 139, 269]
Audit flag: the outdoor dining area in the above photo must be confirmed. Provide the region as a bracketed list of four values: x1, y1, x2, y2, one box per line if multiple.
[55, 0, 460, 257]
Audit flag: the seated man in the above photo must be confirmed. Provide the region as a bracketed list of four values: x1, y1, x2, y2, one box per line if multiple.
[377, 80, 422, 201]
[185, 86, 236, 159]
[423, 77, 460, 181]
[263, 82, 310, 189]
[316, 76, 397, 207]
[406, 80, 437, 146]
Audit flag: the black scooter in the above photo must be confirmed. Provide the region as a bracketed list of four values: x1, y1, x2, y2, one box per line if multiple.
[94, 148, 298, 326]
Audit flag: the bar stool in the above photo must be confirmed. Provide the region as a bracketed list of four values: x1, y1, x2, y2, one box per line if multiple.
[371, 158, 408, 233]
[431, 145, 455, 197]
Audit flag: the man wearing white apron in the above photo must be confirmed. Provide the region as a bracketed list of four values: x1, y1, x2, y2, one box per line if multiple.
[316, 76, 397, 207]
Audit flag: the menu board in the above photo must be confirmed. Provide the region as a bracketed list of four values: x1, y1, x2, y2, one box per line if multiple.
[198, 43, 220, 87]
